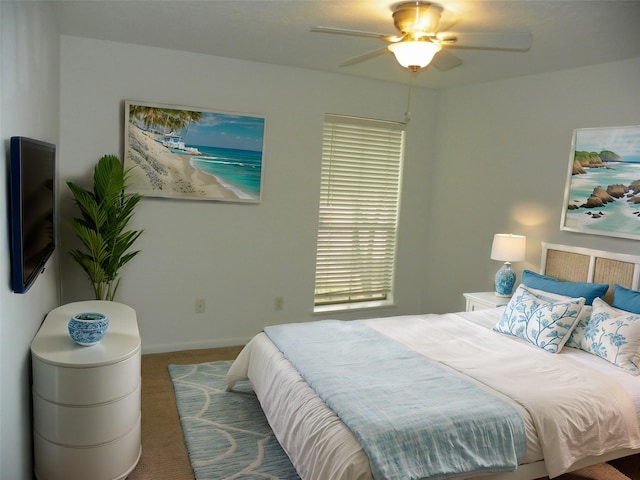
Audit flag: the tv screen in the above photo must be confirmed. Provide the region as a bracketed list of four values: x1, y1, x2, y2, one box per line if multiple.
[9, 136, 56, 293]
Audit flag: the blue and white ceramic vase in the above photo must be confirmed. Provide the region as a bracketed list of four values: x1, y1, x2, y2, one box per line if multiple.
[494, 262, 516, 297]
[68, 312, 109, 346]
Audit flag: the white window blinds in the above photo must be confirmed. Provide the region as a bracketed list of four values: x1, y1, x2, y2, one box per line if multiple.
[314, 114, 405, 306]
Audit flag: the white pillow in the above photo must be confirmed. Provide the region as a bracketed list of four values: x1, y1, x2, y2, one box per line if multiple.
[494, 284, 585, 353]
[569, 297, 640, 374]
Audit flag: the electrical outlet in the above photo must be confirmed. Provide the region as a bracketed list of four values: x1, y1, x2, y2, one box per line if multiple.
[274, 297, 284, 311]
[195, 299, 205, 314]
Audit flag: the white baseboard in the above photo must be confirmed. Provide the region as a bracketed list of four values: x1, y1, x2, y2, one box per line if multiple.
[141, 336, 251, 354]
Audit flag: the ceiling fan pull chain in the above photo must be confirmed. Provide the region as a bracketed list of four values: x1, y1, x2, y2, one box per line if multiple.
[404, 71, 416, 123]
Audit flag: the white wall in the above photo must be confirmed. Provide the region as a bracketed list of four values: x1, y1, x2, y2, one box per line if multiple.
[424, 57, 640, 313]
[0, 2, 60, 479]
[59, 36, 438, 352]
[58, 37, 640, 353]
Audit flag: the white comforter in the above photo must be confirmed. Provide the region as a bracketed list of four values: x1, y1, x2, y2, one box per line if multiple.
[227, 309, 640, 479]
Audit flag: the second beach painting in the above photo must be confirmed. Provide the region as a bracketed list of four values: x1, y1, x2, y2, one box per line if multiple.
[124, 101, 266, 202]
[561, 125, 640, 240]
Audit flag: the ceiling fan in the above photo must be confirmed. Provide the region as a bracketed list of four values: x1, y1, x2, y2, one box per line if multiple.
[311, 1, 532, 72]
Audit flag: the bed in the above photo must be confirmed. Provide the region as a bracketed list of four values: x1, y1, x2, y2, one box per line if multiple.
[226, 243, 640, 480]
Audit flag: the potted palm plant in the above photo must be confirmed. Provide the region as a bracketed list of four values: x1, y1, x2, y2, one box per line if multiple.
[67, 154, 143, 301]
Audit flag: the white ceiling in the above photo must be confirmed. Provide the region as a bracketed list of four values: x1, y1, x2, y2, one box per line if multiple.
[51, 0, 640, 89]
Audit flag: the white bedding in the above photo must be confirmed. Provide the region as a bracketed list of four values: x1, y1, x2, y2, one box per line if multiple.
[467, 308, 640, 412]
[227, 308, 640, 480]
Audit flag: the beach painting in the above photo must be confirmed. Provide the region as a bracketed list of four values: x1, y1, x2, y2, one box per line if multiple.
[561, 125, 640, 240]
[124, 100, 265, 202]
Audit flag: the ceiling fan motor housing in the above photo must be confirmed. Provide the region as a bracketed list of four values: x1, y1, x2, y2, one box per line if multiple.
[392, 1, 443, 39]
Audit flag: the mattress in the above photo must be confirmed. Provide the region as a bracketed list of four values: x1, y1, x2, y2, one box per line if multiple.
[227, 308, 640, 480]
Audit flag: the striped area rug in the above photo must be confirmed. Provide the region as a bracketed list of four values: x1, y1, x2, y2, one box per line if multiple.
[169, 360, 300, 479]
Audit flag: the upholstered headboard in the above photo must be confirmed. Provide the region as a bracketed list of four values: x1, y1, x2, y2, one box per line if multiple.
[540, 242, 640, 304]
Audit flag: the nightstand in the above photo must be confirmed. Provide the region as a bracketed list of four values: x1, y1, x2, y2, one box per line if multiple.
[463, 292, 511, 312]
[31, 301, 141, 480]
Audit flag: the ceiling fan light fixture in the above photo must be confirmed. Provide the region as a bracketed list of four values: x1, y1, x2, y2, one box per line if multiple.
[388, 41, 441, 71]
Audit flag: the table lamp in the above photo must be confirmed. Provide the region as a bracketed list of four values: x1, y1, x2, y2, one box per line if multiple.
[491, 234, 526, 297]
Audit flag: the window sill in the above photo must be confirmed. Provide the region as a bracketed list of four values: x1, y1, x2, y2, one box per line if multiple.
[313, 300, 396, 315]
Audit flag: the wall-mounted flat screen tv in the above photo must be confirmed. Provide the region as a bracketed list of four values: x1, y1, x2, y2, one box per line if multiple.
[9, 136, 56, 293]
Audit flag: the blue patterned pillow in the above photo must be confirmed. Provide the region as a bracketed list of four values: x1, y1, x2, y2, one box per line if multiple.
[569, 298, 640, 374]
[494, 284, 585, 353]
[526, 286, 591, 333]
[564, 305, 592, 349]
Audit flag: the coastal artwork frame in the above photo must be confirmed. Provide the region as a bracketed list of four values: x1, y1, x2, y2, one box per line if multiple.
[561, 125, 640, 240]
[124, 100, 266, 202]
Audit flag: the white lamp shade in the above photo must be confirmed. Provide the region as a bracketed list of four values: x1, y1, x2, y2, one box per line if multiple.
[387, 41, 441, 69]
[490, 234, 526, 263]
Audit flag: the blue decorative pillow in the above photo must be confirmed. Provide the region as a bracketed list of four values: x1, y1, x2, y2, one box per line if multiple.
[494, 284, 585, 353]
[612, 284, 640, 315]
[570, 298, 640, 374]
[521, 270, 608, 306]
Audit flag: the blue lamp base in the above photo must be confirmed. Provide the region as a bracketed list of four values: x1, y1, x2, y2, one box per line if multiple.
[494, 262, 516, 297]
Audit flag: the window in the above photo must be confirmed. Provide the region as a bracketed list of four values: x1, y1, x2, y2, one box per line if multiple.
[314, 114, 405, 308]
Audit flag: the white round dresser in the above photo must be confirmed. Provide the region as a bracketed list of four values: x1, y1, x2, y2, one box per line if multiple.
[31, 300, 141, 480]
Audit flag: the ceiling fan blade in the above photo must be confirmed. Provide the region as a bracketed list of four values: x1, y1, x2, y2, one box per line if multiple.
[311, 26, 397, 41]
[340, 47, 390, 67]
[437, 31, 532, 51]
[431, 50, 462, 71]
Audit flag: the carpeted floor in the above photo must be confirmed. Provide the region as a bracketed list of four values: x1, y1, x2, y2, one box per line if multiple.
[127, 347, 243, 480]
[128, 347, 639, 480]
